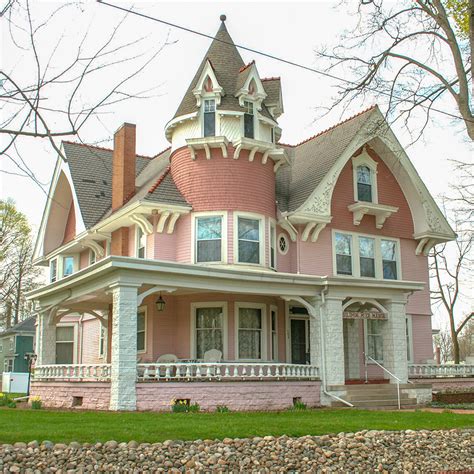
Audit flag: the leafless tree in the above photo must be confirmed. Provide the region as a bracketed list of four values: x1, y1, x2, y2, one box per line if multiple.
[433, 327, 454, 362]
[1, 0, 172, 179]
[430, 223, 473, 363]
[458, 318, 474, 360]
[318, 0, 473, 142]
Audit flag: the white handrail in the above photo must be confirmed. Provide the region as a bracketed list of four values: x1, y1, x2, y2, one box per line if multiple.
[408, 363, 474, 378]
[33, 364, 111, 381]
[364, 353, 402, 410]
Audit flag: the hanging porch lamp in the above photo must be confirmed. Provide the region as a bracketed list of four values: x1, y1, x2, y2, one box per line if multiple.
[155, 293, 166, 312]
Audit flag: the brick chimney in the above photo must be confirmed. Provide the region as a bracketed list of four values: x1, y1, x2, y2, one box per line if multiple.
[112, 123, 136, 211]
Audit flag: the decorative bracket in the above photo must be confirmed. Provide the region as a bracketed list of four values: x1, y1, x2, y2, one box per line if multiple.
[279, 219, 297, 242]
[81, 240, 105, 258]
[167, 212, 181, 234]
[130, 213, 153, 235]
[281, 296, 317, 318]
[157, 211, 171, 233]
[137, 286, 177, 306]
[347, 202, 398, 229]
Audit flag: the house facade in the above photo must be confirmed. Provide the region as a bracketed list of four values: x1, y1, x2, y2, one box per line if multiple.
[0, 318, 35, 375]
[28, 19, 457, 411]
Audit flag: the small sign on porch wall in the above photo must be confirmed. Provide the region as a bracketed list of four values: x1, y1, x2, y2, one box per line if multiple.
[343, 311, 387, 320]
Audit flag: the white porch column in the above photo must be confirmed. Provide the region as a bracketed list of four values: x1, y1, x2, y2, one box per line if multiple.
[35, 311, 56, 366]
[382, 299, 409, 383]
[109, 283, 139, 411]
[322, 297, 345, 386]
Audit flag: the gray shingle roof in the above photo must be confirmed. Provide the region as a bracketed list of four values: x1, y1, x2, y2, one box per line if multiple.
[173, 22, 273, 121]
[63, 142, 188, 228]
[0, 316, 36, 337]
[276, 107, 377, 213]
[262, 78, 281, 106]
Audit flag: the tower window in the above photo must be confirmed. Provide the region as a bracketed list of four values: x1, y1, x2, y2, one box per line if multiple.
[204, 99, 216, 137]
[244, 101, 254, 139]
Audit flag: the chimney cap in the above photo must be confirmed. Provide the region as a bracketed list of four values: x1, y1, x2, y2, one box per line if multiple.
[114, 122, 136, 134]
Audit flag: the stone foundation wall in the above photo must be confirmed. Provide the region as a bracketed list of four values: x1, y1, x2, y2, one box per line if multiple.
[31, 382, 110, 410]
[410, 378, 474, 392]
[136, 381, 322, 412]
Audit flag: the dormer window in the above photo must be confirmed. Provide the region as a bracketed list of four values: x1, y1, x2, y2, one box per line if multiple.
[357, 165, 372, 202]
[243, 101, 254, 139]
[204, 99, 216, 137]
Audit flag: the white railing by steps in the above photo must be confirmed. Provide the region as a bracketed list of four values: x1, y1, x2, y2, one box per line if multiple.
[137, 362, 320, 381]
[34, 364, 111, 381]
[408, 364, 474, 378]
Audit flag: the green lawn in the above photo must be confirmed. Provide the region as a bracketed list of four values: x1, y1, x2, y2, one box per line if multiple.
[0, 409, 472, 444]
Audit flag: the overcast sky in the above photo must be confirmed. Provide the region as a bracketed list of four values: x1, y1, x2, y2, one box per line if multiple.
[1, 1, 472, 327]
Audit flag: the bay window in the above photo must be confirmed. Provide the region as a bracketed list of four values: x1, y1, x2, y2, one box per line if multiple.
[335, 232, 352, 275]
[359, 236, 375, 278]
[203, 99, 216, 137]
[196, 216, 222, 263]
[195, 307, 224, 359]
[243, 100, 254, 138]
[237, 216, 261, 264]
[381, 239, 398, 280]
[237, 305, 264, 360]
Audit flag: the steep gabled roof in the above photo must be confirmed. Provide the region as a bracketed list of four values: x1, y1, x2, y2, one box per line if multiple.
[276, 106, 377, 212]
[174, 21, 246, 119]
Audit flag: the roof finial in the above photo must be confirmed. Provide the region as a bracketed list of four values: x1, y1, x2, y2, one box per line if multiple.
[220, 14, 226, 22]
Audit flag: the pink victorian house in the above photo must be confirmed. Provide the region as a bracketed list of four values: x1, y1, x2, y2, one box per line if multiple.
[28, 19, 457, 411]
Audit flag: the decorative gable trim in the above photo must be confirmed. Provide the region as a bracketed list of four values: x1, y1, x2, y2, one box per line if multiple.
[192, 59, 224, 107]
[235, 63, 267, 111]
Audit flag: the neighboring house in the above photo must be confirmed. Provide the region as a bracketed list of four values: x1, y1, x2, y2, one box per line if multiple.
[0, 318, 35, 374]
[28, 19, 457, 411]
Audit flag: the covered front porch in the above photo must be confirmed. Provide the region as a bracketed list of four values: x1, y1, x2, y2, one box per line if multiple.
[29, 256, 424, 411]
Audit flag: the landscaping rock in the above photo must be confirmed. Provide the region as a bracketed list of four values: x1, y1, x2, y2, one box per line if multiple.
[0, 429, 472, 471]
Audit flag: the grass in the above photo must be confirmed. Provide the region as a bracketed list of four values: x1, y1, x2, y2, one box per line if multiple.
[0, 409, 472, 444]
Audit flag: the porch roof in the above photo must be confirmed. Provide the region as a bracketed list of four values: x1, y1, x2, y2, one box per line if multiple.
[26, 256, 425, 309]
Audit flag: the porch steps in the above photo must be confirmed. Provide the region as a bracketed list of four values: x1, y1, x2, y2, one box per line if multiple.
[328, 383, 418, 409]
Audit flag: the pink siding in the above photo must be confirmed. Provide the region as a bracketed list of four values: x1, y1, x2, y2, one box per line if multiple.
[276, 227, 292, 273]
[170, 146, 276, 217]
[79, 250, 89, 270]
[298, 226, 333, 276]
[175, 213, 191, 263]
[154, 231, 176, 261]
[227, 211, 234, 264]
[411, 314, 434, 363]
[128, 224, 136, 257]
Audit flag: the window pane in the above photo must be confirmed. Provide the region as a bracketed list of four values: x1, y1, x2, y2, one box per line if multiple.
[63, 257, 74, 276]
[196, 307, 222, 329]
[137, 332, 145, 352]
[197, 240, 221, 262]
[358, 183, 372, 202]
[204, 112, 215, 137]
[204, 100, 215, 112]
[239, 240, 259, 264]
[196, 328, 223, 359]
[137, 312, 146, 332]
[382, 240, 397, 279]
[383, 261, 398, 280]
[239, 308, 262, 329]
[357, 166, 371, 184]
[244, 113, 254, 138]
[360, 257, 375, 277]
[381, 240, 396, 260]
[238, 218, 259, 241]
[56, 326, 74, 342]
[56, 342, 74, 364]
[197, 217, 221, 240]
[359, 237, 374, 257]
[238, 308, 262, 360]
[335, 233, 351, 255]
[336, 255, 352, 275]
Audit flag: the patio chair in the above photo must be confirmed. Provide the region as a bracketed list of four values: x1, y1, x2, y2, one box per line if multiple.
[156, 353, 178, 378]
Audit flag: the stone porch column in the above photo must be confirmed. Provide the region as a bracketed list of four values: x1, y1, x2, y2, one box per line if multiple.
[309, 301, 321, 368]
[322, 297, 345, 386]
[382, 299, 409, 383]
[109, 283, 139, 411]
[35, 311, 56, 366]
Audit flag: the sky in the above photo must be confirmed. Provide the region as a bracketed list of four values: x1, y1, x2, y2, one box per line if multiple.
[1, 0, 472, 328]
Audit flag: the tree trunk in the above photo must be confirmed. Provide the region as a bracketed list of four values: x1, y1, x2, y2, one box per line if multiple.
[13, 270, 22, 326]
[452, 333, 461, 364]
[5, 301, 12, 329]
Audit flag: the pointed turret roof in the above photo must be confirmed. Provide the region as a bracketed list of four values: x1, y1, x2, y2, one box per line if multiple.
[173, 20, 246, 119]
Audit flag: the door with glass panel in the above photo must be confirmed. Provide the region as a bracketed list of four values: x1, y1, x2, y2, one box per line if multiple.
[290, 319, 308, 365]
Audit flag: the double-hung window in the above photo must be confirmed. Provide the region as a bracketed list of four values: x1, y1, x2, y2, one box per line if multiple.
[335, 233, 352, 275]
[63, 256, 74, 277]
[196, 216, 222, 263]
[270, 223, 276, 269]
[137, 310, 146, 352]
[99, 326, 107, 358]
[56, 326, 74, 364]
[381, 239, 398, 280]
[357, 165, 372, 202]
[50, 259, 58, 283]
[366, 319, 383, 362]
[270, 308, 278, 361]
[359, 236, 375, 278]
[237, 306, 263, 360]
[237, 217, 260, 264]
[195, 307, 224, 359]
[243, 100, 254, 139]
[89, 249, 96, 265]
[136, 227, 146, 259]
[203, 99, 216, 137]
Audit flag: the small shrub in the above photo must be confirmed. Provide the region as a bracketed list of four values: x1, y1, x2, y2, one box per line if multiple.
[170, 399, 200, 413]
[291, 401, 307, 411]
[30, 396, 42, 410]
[216, 405, 230, 413]
[7, 401, 16, 409]
[0, 393, 10, 407]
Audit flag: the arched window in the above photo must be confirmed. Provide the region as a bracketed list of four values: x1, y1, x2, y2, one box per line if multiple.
[357, 165, 372, 202]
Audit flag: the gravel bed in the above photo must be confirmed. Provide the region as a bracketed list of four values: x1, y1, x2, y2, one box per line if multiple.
[0, 429, 472, 472]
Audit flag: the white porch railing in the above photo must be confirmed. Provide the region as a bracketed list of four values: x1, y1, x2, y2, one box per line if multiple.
[408, 364, 474, 378]
[34, 364, 111, 381]
[137, 362, 320, 381]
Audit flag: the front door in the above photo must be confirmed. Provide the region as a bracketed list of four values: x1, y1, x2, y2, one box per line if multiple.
[291, 319, 308, 364]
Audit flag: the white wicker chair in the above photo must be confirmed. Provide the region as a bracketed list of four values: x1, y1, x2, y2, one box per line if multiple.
[203, 349, 222, 377]
[156, 353, 178, 378]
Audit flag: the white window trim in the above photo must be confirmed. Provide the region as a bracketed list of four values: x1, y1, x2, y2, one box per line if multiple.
[49, 257, 58, 283]
[241, 99, 259, 140]
[233, 212, 265, 267]
[269, 219, 277, 270]
[56, 323, 78, 364]
[190, 302, 228, 360]
[62, 255, 77, 278]
[135, 225, 147, 259]
[89, 249, 96, 265]
[352, 151, 378, 203]
[406, 314, 413, 363]
[332, 229, 402, 280]
[270, 304, 278, 362]
[234, 302, 267, 361]
[137, 306, 147, 354]
[201, 97, 218, 137]
[98, 324, 107, 359]
[191, 211, 228, 264]
[277, 233, 289, 256]
[364, 319, 384, 364]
